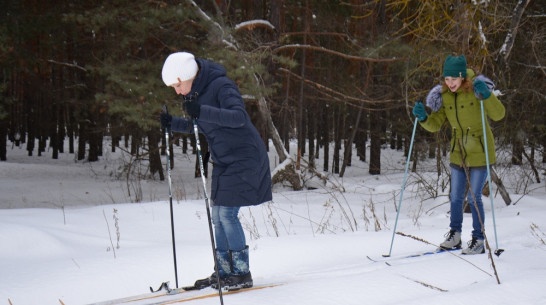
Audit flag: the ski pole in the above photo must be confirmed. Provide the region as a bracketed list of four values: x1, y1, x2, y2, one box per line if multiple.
[192, 118, 224, 305]
[480, 99, 504, 256]
[162, 105, 179, 288]
[384, 117, 419, 257]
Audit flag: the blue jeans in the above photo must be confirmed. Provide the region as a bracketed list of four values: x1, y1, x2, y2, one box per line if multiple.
[211, 205, 246, 252]
[450, 165, 488, 240]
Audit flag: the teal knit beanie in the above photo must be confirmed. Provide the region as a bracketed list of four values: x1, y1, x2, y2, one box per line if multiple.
[442, 55, 467, 78]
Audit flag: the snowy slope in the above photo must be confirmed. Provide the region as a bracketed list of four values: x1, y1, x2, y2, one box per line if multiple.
[1, 141, 546, 305]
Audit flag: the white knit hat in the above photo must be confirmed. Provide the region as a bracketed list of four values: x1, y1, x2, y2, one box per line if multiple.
[161, 52, 198, 86]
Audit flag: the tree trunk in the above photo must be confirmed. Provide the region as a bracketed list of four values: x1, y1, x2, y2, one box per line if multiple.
[522, 149, 541, 184]
[333, 106, 341, 174]
[77, 121, 86, 161]
[369, 109, 381, 175]
[340, 107, 362, 177]
[148, 130, 164, 181]
[356, 113, 367, 162]
[282, 76, 291, 155]
[297, 0, 310, 169]
[0, 123, 6, 161]
[543, 132, 546, 164]
[257, 97, 289, 162]
[307, 102, 316, 168]
[396, 132, 403, 151]
[112, 133, 119, 153]
[511, 135, 523, 165]
[322, 104, 330, 172]
[58, 105, 65, 154]
[67, 104, 74, 154]
[489, 167, 512, 206]
[497, 0, 532, 64]
[427, 134, 435, 159]
[51, 103, 59, 160]
[88, 122, 99, 162]
[269, 0, 283, 31]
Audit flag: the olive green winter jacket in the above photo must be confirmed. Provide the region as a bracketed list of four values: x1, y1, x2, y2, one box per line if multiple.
[420, 69, 505, 167]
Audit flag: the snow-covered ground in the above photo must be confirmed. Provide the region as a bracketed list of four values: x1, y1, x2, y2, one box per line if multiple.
[1, 139, 546, 305]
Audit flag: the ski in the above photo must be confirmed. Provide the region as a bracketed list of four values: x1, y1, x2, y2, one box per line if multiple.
[367, 248, 460, 265]
[144, 283, 283, 305]
[87, 285, 190, 305]
[87, 283, 282, 305]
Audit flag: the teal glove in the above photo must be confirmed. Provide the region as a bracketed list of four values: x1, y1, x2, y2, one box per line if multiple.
[412, 101, 427, 122]
[473, 79, 491, 99]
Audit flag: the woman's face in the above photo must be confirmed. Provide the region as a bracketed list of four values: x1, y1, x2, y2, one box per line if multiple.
[444, 77, 463, 92]
[171, 77, 194, 95]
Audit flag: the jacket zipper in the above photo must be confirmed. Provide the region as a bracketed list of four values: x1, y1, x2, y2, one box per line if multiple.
[451, 127, 457, 153]
[452, 92, 467, 160]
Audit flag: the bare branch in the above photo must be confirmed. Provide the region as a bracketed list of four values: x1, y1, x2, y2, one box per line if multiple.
[47, 59, 87, 72]
[513, 61, 546, 70]
[274, 44, 400, 63]
[278, 68, 402, 111]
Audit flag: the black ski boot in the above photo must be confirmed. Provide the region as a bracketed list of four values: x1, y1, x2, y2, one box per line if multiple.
[221, 271, 253, 291]
[193, 249, 231, 289]
[212, 246, 253, 291]
[193, 273, 217, 289]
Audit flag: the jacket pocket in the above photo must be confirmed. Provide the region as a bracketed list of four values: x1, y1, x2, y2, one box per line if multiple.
[465, 132, 485, 154]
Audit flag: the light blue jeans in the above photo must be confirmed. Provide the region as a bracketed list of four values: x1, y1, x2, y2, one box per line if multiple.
[211, 205, 246, 252]
[450, 164, 488, 240]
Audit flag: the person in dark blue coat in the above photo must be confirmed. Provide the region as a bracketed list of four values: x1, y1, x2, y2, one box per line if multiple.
[160, 52, 272, 290]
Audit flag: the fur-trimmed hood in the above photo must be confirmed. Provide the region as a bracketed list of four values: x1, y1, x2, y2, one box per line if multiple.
[426, 69, 497, 113]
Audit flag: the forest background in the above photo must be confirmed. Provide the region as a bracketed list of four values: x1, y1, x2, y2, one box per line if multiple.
[0, 0, 544, 191]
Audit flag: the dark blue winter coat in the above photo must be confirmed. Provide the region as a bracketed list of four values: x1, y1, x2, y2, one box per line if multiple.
[170, 58, 272, 207]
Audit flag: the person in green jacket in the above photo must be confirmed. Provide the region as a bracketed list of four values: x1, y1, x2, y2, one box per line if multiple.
[412, 55, 505, 254]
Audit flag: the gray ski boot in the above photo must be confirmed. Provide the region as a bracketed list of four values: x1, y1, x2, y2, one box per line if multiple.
[462, 237, 485, 255]
[439, 229, 462, 250]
